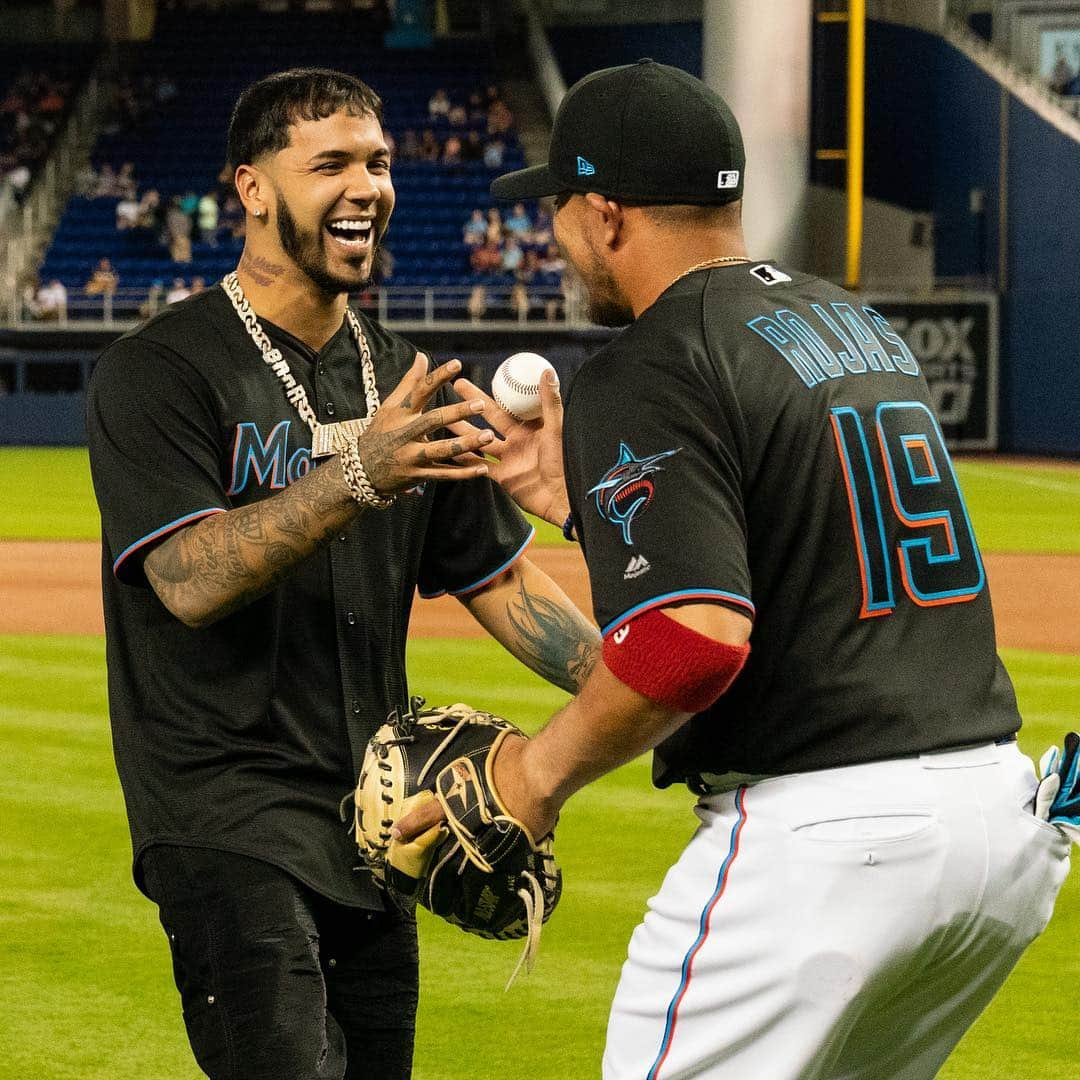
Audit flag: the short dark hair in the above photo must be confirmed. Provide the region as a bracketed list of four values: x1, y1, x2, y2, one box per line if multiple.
[226, 68, 384, 172]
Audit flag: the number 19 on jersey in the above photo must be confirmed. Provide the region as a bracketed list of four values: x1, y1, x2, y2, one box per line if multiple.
[830, 400, 985, 618]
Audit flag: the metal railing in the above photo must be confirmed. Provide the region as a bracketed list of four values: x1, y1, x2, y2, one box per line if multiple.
[10, 282, 592, 330]
[2, 52, 112, 322]
[942, 14, 1080, 137]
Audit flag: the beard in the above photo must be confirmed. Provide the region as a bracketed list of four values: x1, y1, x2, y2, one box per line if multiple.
[578, 242, 634, 327]
[275, 189, 377, 297]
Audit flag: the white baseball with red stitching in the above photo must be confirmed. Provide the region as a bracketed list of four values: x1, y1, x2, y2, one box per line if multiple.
[491, 352, 557, 421]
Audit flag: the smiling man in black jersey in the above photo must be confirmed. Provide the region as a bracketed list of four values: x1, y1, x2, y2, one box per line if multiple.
[87, 68, 599, 1080]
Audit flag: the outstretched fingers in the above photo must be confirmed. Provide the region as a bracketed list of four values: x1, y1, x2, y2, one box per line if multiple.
[408, 396, 486, 441]
[416, 427, 495, 464]
[385, 353, 463, 413]
[453, 376, 518, 435]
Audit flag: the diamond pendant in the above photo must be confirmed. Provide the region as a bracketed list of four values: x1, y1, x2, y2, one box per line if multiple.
[311, 417, 373, 459]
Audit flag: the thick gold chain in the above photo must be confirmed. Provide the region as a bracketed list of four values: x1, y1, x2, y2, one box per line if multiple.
[221, 272, 381, 441]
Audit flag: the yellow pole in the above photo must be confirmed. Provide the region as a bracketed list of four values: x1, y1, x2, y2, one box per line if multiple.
[846, 0, 865, 289]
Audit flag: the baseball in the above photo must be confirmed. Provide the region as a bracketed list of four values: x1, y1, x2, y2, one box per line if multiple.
[490, 352, 557, 421]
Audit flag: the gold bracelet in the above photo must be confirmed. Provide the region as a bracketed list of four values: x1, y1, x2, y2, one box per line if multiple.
[336, 435, 395, 511]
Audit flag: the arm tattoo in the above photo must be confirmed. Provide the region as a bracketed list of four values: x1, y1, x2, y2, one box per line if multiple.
[506, 578, 600, 694]
[145, 455, 359, 626]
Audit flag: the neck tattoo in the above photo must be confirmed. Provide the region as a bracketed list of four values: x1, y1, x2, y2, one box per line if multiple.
[239, 252, 287, 288]
[222, 271, 380, 459]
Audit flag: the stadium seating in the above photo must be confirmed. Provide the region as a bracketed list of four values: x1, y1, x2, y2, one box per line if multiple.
[36, 9, 532, 308]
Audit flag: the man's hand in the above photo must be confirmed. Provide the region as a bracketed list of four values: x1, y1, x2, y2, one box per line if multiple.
[356, 354, 494, 494]
[393, 731, 557, 844]
[446, 368, 569, 525]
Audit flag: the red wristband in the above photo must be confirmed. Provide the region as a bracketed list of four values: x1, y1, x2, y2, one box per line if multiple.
[602, 608, 750, 713]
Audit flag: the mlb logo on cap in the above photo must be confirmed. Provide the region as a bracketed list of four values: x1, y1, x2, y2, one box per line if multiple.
[717, 170, 740, 189]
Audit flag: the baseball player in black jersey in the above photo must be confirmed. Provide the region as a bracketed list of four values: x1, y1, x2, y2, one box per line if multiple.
[397, 60, 1073, 1078]
[86, 69, 599, 1080]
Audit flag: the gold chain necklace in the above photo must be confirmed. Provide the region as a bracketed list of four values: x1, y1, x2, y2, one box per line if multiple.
[222, 271, 381, 459]
[670, 255, 752, 289]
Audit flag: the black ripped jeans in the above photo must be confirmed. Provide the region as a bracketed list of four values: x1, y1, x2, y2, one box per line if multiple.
[140, 845, 418, 1080]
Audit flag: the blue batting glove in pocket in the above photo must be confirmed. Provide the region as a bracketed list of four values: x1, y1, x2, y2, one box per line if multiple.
[1036, 731, 1080, 844]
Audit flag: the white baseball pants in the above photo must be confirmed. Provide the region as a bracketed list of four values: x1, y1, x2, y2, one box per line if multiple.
[603, 742, 1071, 1080]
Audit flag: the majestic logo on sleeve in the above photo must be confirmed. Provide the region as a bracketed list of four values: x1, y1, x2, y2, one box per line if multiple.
[587, 442, 681, 545]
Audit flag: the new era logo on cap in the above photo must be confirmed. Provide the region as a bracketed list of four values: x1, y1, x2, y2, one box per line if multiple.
[717, 170, 740, 190]
[577, 156, 596, 177]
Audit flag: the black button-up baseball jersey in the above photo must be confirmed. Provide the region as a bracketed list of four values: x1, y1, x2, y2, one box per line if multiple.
[87, 286, 533, 907]
[563, 263, 1019, 786]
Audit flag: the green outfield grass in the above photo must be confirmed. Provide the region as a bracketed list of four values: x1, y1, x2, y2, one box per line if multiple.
[0, 634, 1077, 1079]
[1, 448, 1078, 552]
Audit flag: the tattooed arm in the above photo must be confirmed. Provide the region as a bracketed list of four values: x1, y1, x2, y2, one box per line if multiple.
[460, 558, 600, 694]
[144, 356, 493, 629]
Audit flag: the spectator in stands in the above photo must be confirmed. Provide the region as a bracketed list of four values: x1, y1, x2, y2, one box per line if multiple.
[117, 162, 138, 200]
[470, 239, 502, 273]
[37, 84, 65, 114]
[140, 280, 166, 319]
[484, 207, 502, 244]
[198, 191, 220, 244]
[463, 208, 486, 247]
[220, 192, 245, 239]
[539, 243, 566, 276]
[483, 138, 505, 170]
[448, 102, 467, 127]
[501, 237, 523, 275]
[487, 98, 513, 137]
[467, 284, 487, 323]
[20, 278, 42, 320]
[503, 202, 532, 240]
[165, 195, 193, 262]
[427, 87, 451, 120]
[136, 188, 162, 231]
[116, 192, 141, 230]
[418, 129, 441, 161]
[179, 188, 199, 218]
[462, 130, 484, 161]
[532, 204, 553, 246]
[3, 160, 31, 203]
[467, 90, 486, 123]
[35, 278, 68, 320]
[85, 258, 118, 296]
[189, 276, 206, 295]
[442, 134, 462, 165]
[519, 248, 541, 281]
[95, 163, 121, 197]
[166, 277, 190, 304]
[398, 129, 420, 160]
[545, 279, 569, 323]
[510, 280, 530, 322]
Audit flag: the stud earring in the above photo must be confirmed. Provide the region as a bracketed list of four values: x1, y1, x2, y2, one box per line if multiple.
[253, 208, 262, 217]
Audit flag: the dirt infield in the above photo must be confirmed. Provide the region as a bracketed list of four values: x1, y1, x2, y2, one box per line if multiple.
[0, 541, 1077, 654]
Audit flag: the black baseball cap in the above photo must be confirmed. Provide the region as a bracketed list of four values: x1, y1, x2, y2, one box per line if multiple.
[490, 59, 745, 206]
